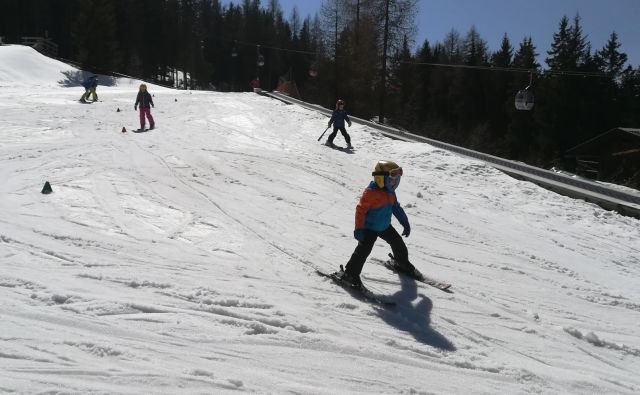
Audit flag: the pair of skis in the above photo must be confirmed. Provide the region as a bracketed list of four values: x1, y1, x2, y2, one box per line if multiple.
[317, 254, 452, 307]
[322, 142, 354, 153]
[376, 254, 452, 292]
[316, 268, 396, 307]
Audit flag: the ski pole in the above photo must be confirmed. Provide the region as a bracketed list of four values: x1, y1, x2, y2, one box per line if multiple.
[317, 126, 330, 141]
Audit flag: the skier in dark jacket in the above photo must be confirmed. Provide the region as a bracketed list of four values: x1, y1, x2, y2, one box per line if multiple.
[338, 160, 414, 288]
[326, 99, 353, 149]
[79, 75, 98, 102]
[134, 84, 155, 130]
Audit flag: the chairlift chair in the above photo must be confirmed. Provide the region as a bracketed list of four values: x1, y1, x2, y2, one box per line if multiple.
[231, 40, 238, 58]
[309, 62, 318, 77]
[515, 70, 535, 111]
[256, 45, 265, 67]
[515, 88, 535, 111]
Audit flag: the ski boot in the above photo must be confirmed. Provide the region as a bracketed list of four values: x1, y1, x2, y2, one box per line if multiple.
[337, 266, 362, 289]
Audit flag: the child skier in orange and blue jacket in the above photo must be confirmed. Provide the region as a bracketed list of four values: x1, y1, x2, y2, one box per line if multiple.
[340, 160, 414, 287]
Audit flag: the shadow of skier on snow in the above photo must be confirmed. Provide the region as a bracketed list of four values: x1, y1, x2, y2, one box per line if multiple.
[58, 70, 118, 87]
[376, 274, 456, 351]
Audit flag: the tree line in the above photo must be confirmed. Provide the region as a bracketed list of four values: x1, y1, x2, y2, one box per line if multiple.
[2, 0, 639, 186]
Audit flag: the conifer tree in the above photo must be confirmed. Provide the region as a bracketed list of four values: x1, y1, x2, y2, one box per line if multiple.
[595, 32, 628, 79]
[368, 0, 417, 123]
[413, 39, 434, 126]
[487, 34, 514, 155]
[491, 34, 513, 68]
[620, 66, 640, 127]
[441, 29, 462, 63]
[462, 26, 489, 66]
[545, 16, 571, 71]
[73, 0, 120, 70]
[388, 35, 414, 121]
[540, 15, 595, 164]
[513, 37, 539, 69]
[458, 27, 490, 147]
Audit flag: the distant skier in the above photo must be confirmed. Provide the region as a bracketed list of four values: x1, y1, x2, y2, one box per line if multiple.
[326, 99, 352, 149]
[337, 160, 414, 288]
[250, 77, 261, 92]
[79, 75, 98, 102]
[134, 84, 155, 130]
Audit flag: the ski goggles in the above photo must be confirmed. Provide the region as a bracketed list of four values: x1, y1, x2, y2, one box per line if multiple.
[371, 167, 403, 177]
[388, 174, 401, 188]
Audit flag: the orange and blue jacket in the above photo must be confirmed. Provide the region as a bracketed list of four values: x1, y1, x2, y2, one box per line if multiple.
[355, 182, 409, 232]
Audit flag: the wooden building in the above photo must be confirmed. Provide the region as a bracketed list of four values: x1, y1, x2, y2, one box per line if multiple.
[564, 127, 640, 189]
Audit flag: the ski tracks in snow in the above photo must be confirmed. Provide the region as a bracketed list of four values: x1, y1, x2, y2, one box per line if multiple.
[2, 80, 640, 393]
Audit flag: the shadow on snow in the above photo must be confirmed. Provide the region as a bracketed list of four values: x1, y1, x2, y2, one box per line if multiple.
[58, 70, 119, 87]
[376, 274, 456, 351]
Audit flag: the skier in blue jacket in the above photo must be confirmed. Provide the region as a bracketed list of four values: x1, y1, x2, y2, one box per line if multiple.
[325, 99, 353, 149]
[79, 75, 98, 103]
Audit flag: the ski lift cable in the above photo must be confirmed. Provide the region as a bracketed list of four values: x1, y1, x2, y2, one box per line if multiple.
[400, 60, 608, 78]
[217, 36, 319, 56]
[401, 60, 533, 74]
[212, 36, 608, 78]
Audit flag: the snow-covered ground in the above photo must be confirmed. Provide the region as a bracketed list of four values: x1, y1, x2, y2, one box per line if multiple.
[1, 45, 639, 394]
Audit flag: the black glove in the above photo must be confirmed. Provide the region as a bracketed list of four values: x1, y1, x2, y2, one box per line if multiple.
[134, 105, 137, 111]
[354, 229, 365, 241]
[401, 223, 411, 237]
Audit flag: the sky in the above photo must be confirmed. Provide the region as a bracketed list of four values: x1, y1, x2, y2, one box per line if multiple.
[276, 0, 640, 67]
[2, 45, 640, 393]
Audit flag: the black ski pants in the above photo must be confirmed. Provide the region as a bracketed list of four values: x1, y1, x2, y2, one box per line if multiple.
[327, 126, 351, 145]
[345, 225, 408, 276]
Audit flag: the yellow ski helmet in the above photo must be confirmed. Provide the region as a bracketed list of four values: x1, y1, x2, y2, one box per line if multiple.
[372, 160, 403, 189]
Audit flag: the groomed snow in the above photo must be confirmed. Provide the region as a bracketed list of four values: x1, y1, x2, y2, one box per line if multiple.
[1, 45, 639, 394]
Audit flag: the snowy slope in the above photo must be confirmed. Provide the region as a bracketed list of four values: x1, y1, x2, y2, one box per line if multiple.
[0, 45, 154, 89]
[1, 45, 639, 394]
